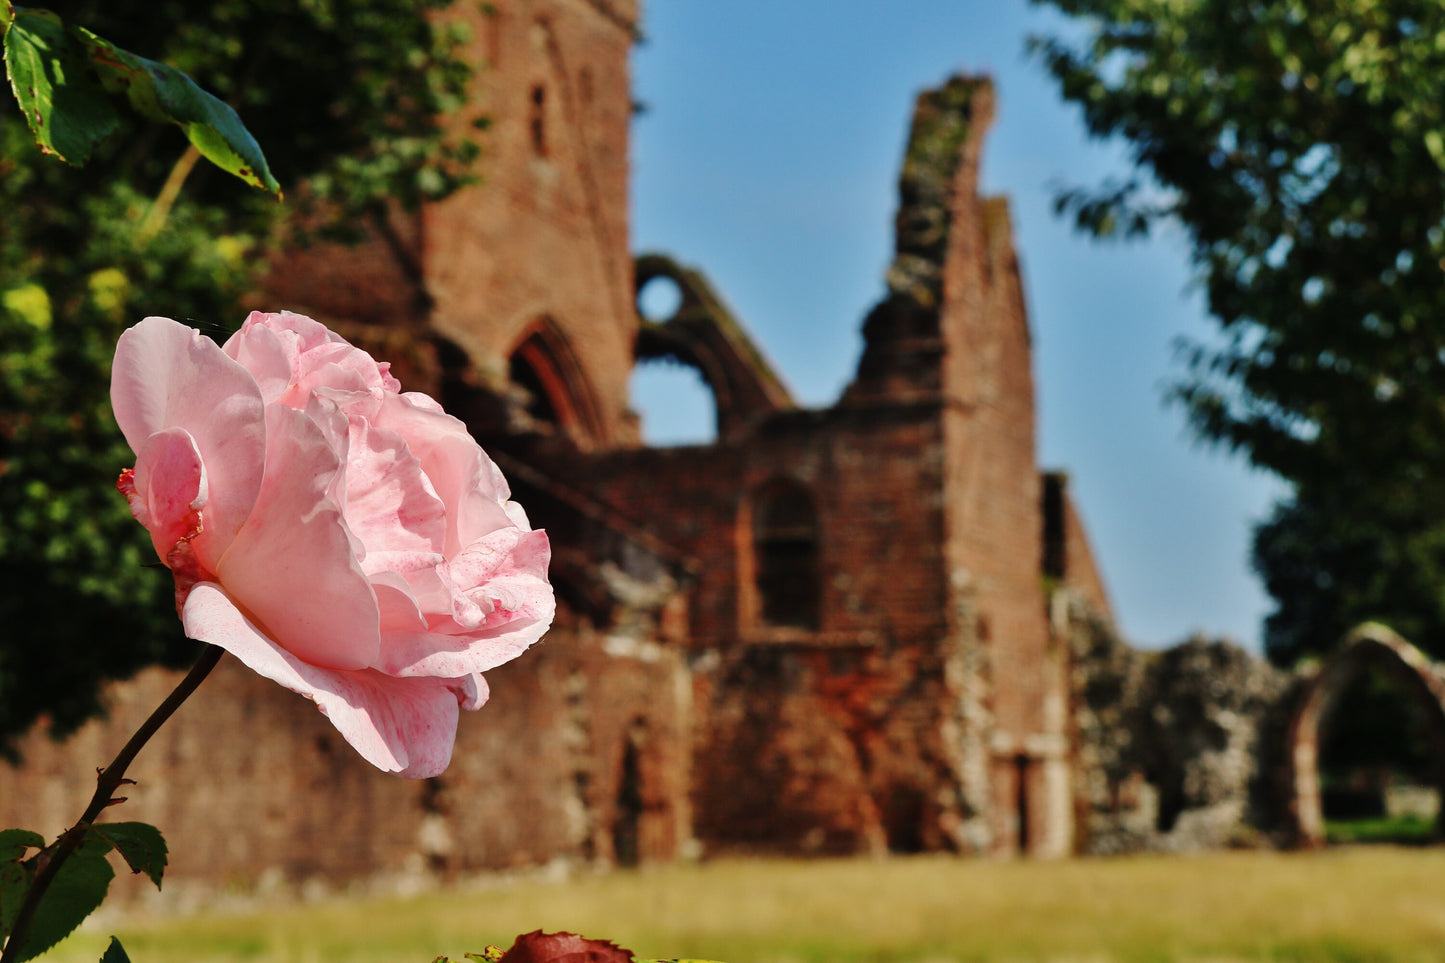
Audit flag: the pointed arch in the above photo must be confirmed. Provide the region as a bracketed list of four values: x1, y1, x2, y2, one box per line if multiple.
[507, 317, 605, 447]
[1283, 622, 1445, 846]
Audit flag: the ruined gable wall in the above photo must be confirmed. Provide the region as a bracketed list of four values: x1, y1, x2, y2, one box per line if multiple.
[568, 407, 949, 654]
[922, 84, 1062, 855]
[941, 191, 1052, 741]
[1061, 487, 1113, 621]
[262, 0, 639, 449]
[423, 0, 639, 448]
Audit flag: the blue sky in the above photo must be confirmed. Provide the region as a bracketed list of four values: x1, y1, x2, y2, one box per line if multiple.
[625, 1, 1288, 651]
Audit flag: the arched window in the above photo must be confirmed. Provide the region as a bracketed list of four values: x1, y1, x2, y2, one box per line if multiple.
[509, 346, 561, 427]
[752, 480, 821, 630]
[506, 320, 604, 446]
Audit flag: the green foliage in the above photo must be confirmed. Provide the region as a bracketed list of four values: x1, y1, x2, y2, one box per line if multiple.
[3, 3, 279, 191]
[0, 831, 43, 943]
[1, 822, 167, 963]
[0, 0, 478, 753]
[1030, 0, 1445, 662]
[89, 823, 166, 889]
[97, 937, 131, 963]
[16, 833, 115, 963]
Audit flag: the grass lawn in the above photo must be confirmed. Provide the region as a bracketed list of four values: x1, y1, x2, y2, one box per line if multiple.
[47, 847, 1445, 963]
[1326, 815, 1439, 845]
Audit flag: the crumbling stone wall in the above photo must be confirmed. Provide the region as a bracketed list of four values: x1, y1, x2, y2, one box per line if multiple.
[529, 402, 970, 856]
[0, 596, 689, 896]
[1069, 626, 1290, 853]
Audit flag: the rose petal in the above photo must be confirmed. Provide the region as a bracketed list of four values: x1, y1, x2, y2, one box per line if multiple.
[111, 317, 266, 569]
[182, 583, 464, 777]
[379, 578, 555, 679]
[127, 426, 207, 564]
[372, 570, 428, 633]
[215, 405, 382, 671]
[221, 318, 295, 405]
[343, 417, 448, 576]
[374, 393, 518, 554]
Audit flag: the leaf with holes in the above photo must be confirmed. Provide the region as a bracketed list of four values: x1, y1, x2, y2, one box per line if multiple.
[2, 6, 119, 164]
[0, 830, 43, 866]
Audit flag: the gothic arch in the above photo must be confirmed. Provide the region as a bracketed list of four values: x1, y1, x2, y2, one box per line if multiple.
[1283, 622, 1445, 846]
[507, 317, 605, 446]
[634, 254, 793, 443]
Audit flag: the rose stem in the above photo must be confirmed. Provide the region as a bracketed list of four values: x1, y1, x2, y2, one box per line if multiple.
[0, 644, 224, 963]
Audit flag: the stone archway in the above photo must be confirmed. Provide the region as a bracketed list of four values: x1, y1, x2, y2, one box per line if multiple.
[1284, 622, 1445, 846]
[633, 253, 793, 442]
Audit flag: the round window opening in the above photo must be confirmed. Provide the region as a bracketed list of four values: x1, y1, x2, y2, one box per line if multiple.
[638, 275, 684, 323]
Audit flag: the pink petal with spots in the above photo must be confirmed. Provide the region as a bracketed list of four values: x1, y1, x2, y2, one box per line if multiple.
[378, 529, 553, 678]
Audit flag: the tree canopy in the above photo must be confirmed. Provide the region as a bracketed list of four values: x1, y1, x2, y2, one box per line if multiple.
[1030, 0, 1445, 664]
[0, 0, 480, 752]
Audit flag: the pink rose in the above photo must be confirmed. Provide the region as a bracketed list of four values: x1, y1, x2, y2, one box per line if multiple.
[111, 311, 554, 778]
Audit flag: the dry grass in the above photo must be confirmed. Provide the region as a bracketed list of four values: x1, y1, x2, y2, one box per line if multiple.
[46, 848, 1445, 963]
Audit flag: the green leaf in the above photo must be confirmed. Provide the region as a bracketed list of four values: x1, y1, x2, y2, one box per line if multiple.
[2, 5, 279, 194]
[12, 835, 113, 963]
[73, 26, 281, 196]
[0, 829, 43, 941]
[2, 7, 120, 164]
[1, 858, 31, 942]
[90, 823, 166, 889]
[0, 830, 44, 865]
[99, 935, 131, 963]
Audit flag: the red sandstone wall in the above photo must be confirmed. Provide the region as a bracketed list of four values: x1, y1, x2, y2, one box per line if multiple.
[934, 110, 1066, 853]
[423, 0, 639, 448]
[1062, 489, 1113, 621]
[0, 609, 688, 894]
[572, 409, 949, 650]
[538, 400, 964, 853]
[262, 0, 639, 449]
[261, 209, 430, 330]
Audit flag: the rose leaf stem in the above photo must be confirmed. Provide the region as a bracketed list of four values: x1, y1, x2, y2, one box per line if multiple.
[0, 644, 224, 963]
